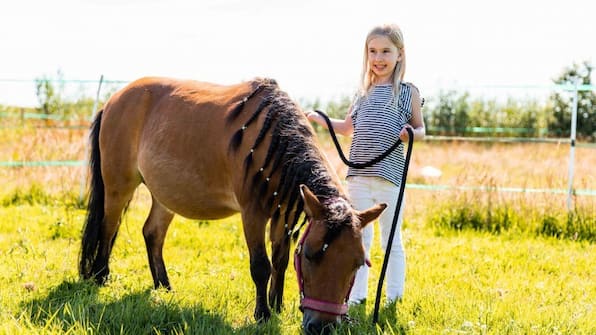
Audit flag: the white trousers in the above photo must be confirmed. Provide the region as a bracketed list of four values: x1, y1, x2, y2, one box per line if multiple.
[347, 176, 405, 303]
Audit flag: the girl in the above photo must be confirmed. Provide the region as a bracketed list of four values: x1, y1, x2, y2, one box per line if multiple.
[306, 24, 425, 305]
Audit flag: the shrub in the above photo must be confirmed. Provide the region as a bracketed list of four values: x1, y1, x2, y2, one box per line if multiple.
[429, 191, 595, 243]
[1, 183, 83, 208]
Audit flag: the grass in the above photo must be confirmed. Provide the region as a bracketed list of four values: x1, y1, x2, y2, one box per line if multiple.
[1, 198, 595, 334]
[426, 189, 596, 242]
[1, 126, 595, 334]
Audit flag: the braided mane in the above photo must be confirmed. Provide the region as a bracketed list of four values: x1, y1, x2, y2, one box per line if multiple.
[226, 79, 346, 237]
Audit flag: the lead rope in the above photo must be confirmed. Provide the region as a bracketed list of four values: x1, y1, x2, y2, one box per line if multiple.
[313, 110, 406, 169]
[312, 110, 414, 325]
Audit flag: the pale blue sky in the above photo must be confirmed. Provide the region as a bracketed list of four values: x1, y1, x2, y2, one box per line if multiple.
[1, 0, 594, 106]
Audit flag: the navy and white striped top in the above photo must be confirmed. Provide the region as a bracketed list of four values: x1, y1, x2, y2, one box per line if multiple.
[347, 83, 413, 187]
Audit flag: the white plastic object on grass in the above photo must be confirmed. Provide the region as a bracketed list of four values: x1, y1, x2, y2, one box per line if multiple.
[420, 165, 442, 178]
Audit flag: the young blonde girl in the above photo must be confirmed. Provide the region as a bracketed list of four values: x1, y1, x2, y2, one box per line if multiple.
[307, 23, 425, 305]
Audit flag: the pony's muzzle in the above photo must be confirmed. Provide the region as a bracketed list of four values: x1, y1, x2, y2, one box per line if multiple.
[302, 309, 340, 335]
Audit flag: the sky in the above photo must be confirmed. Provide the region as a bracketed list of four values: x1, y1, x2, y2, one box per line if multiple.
[1, 0, 595, 107]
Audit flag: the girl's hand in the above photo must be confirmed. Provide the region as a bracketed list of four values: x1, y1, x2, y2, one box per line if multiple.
[399, 124, 413, 141]
[305, 110, 318, 122]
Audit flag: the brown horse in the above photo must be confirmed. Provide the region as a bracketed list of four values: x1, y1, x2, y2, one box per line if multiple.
[78, 77, 385, 333]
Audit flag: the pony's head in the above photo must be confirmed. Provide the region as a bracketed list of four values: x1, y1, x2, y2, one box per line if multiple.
[296, 185, 385, 334]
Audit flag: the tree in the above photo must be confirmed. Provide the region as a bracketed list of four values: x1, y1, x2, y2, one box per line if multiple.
[35, 70, 64, 120]
[548, 61, 595, 141]
[426, 91, 469, 136]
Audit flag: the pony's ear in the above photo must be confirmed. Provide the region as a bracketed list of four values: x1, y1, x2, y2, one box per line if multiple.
[300, 184, 324, 219]
[357, 203, 387, 229]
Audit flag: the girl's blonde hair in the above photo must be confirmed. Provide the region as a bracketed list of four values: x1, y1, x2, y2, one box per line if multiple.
[359, 24, 406, 99]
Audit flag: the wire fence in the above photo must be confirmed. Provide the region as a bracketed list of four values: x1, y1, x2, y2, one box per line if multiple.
[1, 78, 595, 204]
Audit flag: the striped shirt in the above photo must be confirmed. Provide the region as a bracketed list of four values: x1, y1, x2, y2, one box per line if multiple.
[347, 83, 413, 187]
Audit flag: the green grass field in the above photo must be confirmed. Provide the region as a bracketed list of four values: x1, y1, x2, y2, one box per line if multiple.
[1, 187, 595, 334]
[1, 126, 595, 334]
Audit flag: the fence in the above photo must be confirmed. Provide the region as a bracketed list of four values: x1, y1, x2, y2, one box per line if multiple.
[1, 77, 595, 209]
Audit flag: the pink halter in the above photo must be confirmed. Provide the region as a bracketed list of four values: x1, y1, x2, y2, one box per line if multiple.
[294, 219, 370, 316]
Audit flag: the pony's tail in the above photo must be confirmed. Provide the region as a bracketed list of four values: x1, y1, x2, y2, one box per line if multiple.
[79, 110, 105, 279]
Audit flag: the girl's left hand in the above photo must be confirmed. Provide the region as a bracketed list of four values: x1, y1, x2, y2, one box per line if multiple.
[399, 124, 413, 141]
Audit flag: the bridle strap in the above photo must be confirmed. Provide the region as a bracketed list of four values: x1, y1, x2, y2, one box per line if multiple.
[300, 297, 348, 315]
[294, 218, 363, 316]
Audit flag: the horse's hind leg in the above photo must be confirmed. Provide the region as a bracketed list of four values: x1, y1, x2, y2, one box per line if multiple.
[143, 197, 174, 289]
[91, 181, 138, 284]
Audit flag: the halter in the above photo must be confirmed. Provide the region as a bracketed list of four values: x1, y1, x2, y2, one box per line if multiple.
[294, 218, 371, 316]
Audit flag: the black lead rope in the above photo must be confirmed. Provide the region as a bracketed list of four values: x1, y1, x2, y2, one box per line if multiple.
[312, 110, 414, 325]
[371, 125, 413, 325]
[314, 110, 406, 169]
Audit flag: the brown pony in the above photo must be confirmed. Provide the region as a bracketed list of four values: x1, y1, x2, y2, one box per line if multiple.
[79, 77, 385, 334]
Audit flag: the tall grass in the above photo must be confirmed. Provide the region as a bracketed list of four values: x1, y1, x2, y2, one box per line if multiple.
[427, 190, 595, 242]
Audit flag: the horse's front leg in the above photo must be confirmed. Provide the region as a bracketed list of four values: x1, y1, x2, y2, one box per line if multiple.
[242, 212, 272, 322]
[269, 231, 290, 312]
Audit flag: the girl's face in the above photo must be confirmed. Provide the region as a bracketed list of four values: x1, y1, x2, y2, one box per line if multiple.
[367, 35, 401, 84]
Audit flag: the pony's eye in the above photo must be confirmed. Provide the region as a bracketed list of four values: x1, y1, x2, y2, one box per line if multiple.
[304, 246, 324, 262]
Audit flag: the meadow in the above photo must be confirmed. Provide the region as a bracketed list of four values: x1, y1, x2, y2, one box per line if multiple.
[1, 125, 595, 334]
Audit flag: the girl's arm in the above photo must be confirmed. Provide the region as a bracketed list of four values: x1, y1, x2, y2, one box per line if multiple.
[306, 108, 354, 137]
[400, 86, 425, 142]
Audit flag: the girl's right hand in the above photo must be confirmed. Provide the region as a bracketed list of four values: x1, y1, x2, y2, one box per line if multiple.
[305, 111, 318, 122]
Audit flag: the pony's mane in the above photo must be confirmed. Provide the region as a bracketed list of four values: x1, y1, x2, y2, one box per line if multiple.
[227, 79, 345, 237]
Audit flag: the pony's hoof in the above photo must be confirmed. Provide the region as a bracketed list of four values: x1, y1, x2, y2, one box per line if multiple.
[93, 275, 108, 286]
[254, 307, 271, 323]
[269, 297, 283, 313]
[154, 281, 172, 291]
[90, 270, 110, 286]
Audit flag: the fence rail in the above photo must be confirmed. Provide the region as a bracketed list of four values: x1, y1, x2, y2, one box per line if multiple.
[1, 159, 594, 197]
[1, 78, 594, 207]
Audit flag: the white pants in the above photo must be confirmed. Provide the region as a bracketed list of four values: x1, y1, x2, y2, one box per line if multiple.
[347, 176, 405, 303]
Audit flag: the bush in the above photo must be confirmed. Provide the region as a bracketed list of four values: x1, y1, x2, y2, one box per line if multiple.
[539, 210, 596, 242]
[1, 183, 83, 208]
[428, 192, 596, 243]
[424, 92, 551, 138]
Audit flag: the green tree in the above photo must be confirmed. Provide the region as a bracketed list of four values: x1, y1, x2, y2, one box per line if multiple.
[35, 70, 65, 120]
[548, 61, 595, 141]
[33, 70, 113, 123]
[426, 91, 470, 135]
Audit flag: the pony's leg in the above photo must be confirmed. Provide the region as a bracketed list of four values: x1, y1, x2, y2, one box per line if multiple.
[91, 182, 138, 284]
[268, 228, 290, 312]
[143, 197, 175, 289]
[242, 212, 272, 322]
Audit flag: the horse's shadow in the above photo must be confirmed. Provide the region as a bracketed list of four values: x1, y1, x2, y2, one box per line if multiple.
[21, 280, 282, 334]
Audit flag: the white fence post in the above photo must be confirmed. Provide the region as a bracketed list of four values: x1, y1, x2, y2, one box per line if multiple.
[566, 78, 579, 211]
